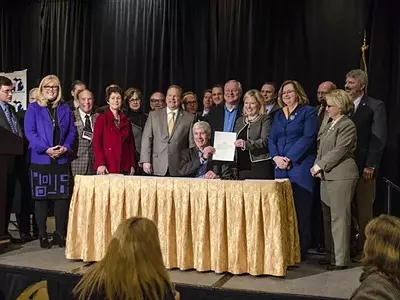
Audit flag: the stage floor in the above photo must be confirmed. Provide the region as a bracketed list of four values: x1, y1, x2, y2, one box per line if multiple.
[1, 230, 362, 300]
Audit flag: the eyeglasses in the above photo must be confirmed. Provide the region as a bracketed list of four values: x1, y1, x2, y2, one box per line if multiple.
[281, 89, 295, 96]
[225, 89, 240, 94]
[186, 101, 197, 105]
[129, 98, 140, 103]
[150, 98, 164, 103]
[43, 86, 59, 90]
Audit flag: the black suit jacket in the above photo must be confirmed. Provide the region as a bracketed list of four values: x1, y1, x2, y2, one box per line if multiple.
[178, 147, 232, 179]
[350, 94, 387, 172]
[267, 103, 281, 120]
[207, 102, 243, 142]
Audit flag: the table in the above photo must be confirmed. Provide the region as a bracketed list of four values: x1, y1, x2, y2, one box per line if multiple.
[66, 175, 300, 276]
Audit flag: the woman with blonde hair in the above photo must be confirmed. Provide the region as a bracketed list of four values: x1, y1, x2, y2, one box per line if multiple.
[24, 74, 76, 248]
[268, 80, 319, 260]
[73, 217, 179, 300]
[350, 214, 400, 299]
[233, 89, 273, 179]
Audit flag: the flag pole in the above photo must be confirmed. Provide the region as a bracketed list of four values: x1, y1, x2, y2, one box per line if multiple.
[361, 30, 369, 73]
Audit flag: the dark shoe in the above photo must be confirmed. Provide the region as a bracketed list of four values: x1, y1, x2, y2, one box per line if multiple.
[327, 265, 348, 271]
[318, 259, 331, 266]
[10, 236, 24, 244]
[351, 253, 363, 263]
[20, 233, 36, 242]
[39, 237, 52, 249]
[52, 231, 66, 248]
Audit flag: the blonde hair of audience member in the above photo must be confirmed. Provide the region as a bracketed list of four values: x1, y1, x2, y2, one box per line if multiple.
[361, 214, 400, 283]
[73, 217, 174, 300]
[181, 91, 198, 113]
[325, 89, 354, 115]
[36, 75, 63, 108]
[29, 87, 38, 103]
[242, 89, 265, 119]
[277, 80, 309, 108]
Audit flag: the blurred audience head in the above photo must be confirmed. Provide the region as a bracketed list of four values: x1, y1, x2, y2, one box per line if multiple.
[124, 88, 142, 112]
[345, 69, 368, 100]
[73, 217, 173, 300]
[361, 214, 400, 283]
[37, 75, 62, 108]
[211, 84, 224, 106]
[149, 91, 166, 110]
[182, 91, 198, 114]
[278, 80, 309, 108]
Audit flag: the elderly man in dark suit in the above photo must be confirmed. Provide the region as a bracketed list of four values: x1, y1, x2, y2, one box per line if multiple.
[345, 69, 387, 261]
[179, 121, 232, 179]
[141, 85, 195, 176]
[71, 89, 98, 176]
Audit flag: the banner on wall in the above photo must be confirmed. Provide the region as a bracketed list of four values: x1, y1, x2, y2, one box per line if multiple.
[0, 69, 28, 111]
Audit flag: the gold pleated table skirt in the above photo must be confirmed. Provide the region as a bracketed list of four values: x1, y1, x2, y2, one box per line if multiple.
[66, 175, 300, 276]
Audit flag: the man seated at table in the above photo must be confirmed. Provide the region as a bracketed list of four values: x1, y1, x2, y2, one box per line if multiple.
[179, 121, 232, 179]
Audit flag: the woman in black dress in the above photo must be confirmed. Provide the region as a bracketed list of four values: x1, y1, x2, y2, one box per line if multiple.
[234, 89, 273, 180]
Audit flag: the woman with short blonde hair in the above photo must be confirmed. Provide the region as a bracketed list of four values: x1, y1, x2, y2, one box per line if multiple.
[73, 217, 179, 300]
[325, 89, 354, 115]
[36, 75, 63, 107]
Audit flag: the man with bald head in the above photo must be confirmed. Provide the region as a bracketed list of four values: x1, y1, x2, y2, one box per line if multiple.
[316, 81, 337, 126]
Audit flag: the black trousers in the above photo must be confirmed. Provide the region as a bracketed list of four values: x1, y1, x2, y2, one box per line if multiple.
[35, 200, 70, 238]
[292, 182, 313, 258]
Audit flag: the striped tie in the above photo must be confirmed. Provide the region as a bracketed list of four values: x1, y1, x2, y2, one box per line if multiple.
[4, 105, 18, 134]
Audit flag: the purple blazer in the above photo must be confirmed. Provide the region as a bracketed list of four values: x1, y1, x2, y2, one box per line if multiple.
[24, 101, 77, 165]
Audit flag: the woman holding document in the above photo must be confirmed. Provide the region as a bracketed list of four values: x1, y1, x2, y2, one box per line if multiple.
[234, 89, 273, 179]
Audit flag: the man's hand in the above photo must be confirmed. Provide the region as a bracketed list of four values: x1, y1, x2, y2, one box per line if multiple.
[363, 167, 375, 180]
[142, 163, 152, 174]
[204, 170, 219, 179]
[202, 146, 216, 159]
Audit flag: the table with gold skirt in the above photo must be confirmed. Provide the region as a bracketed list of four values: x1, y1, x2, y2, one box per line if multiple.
[66, 175, 300, 276]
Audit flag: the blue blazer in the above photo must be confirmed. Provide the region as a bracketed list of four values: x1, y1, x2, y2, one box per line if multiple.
[268, 104, 318, 192]
[24, 102, 77, 165]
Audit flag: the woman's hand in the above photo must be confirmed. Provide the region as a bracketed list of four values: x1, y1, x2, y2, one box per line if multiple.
[129, 166, 135, 175]
[97, 165, 109, 175]
[234, 139, 246, 149]
[46, 145, 66, 159]
[174, 291, 180, 300]
[273, 156, 290, 169]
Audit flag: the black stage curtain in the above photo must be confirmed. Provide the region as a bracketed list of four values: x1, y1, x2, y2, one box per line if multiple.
[0, 0, 399, 214]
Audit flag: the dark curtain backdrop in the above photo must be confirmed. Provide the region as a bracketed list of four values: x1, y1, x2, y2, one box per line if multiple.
[1, 0, 399, 214]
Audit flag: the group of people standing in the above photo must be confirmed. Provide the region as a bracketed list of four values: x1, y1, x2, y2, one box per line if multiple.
[0, 68, 387, 273]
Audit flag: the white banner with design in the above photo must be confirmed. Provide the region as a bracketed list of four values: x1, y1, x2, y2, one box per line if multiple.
[0, 69, 28, 111]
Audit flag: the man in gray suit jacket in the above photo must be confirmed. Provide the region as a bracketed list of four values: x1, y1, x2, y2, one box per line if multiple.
[71, 89, 98, 176]
[141, 85, 195, 176]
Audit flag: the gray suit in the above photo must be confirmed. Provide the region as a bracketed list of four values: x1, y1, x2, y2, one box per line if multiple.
[315, 115, 358, 266]
[140, 108, 195, 176]
[71, 109, 98, 176]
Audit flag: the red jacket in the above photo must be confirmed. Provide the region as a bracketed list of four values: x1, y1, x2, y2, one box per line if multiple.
[93, 109, 135, 173]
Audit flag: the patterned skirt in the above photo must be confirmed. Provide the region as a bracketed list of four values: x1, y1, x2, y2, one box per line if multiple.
[29, 164, 71, 200]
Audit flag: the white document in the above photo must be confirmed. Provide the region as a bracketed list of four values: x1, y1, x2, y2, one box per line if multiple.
[213, 131, 237, 162]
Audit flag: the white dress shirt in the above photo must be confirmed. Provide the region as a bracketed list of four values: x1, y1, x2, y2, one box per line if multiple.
[353, 94, 363, 112]
[79, 108, 92, 130]
[166, 107, 179, 122]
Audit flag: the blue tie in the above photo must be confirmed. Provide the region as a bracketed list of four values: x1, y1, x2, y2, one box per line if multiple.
[4, 105, 18, 134]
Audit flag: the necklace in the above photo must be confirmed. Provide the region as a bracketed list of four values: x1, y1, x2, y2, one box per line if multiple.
[47, 107, 56, 127]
